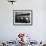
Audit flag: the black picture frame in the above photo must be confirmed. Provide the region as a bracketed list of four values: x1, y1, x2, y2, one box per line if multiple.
[13, 10, 33, 26]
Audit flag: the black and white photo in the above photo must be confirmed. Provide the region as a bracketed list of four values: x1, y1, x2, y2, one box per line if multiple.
[13, 10, 32, 25]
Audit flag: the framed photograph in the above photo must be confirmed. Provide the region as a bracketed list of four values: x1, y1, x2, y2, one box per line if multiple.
[13, 10, 32, 25]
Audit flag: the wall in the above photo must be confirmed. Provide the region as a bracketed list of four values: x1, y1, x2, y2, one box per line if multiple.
[0, 0, 46, 42]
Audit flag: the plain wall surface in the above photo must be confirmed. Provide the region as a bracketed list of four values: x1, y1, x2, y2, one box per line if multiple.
[0, 0, 46, 42]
